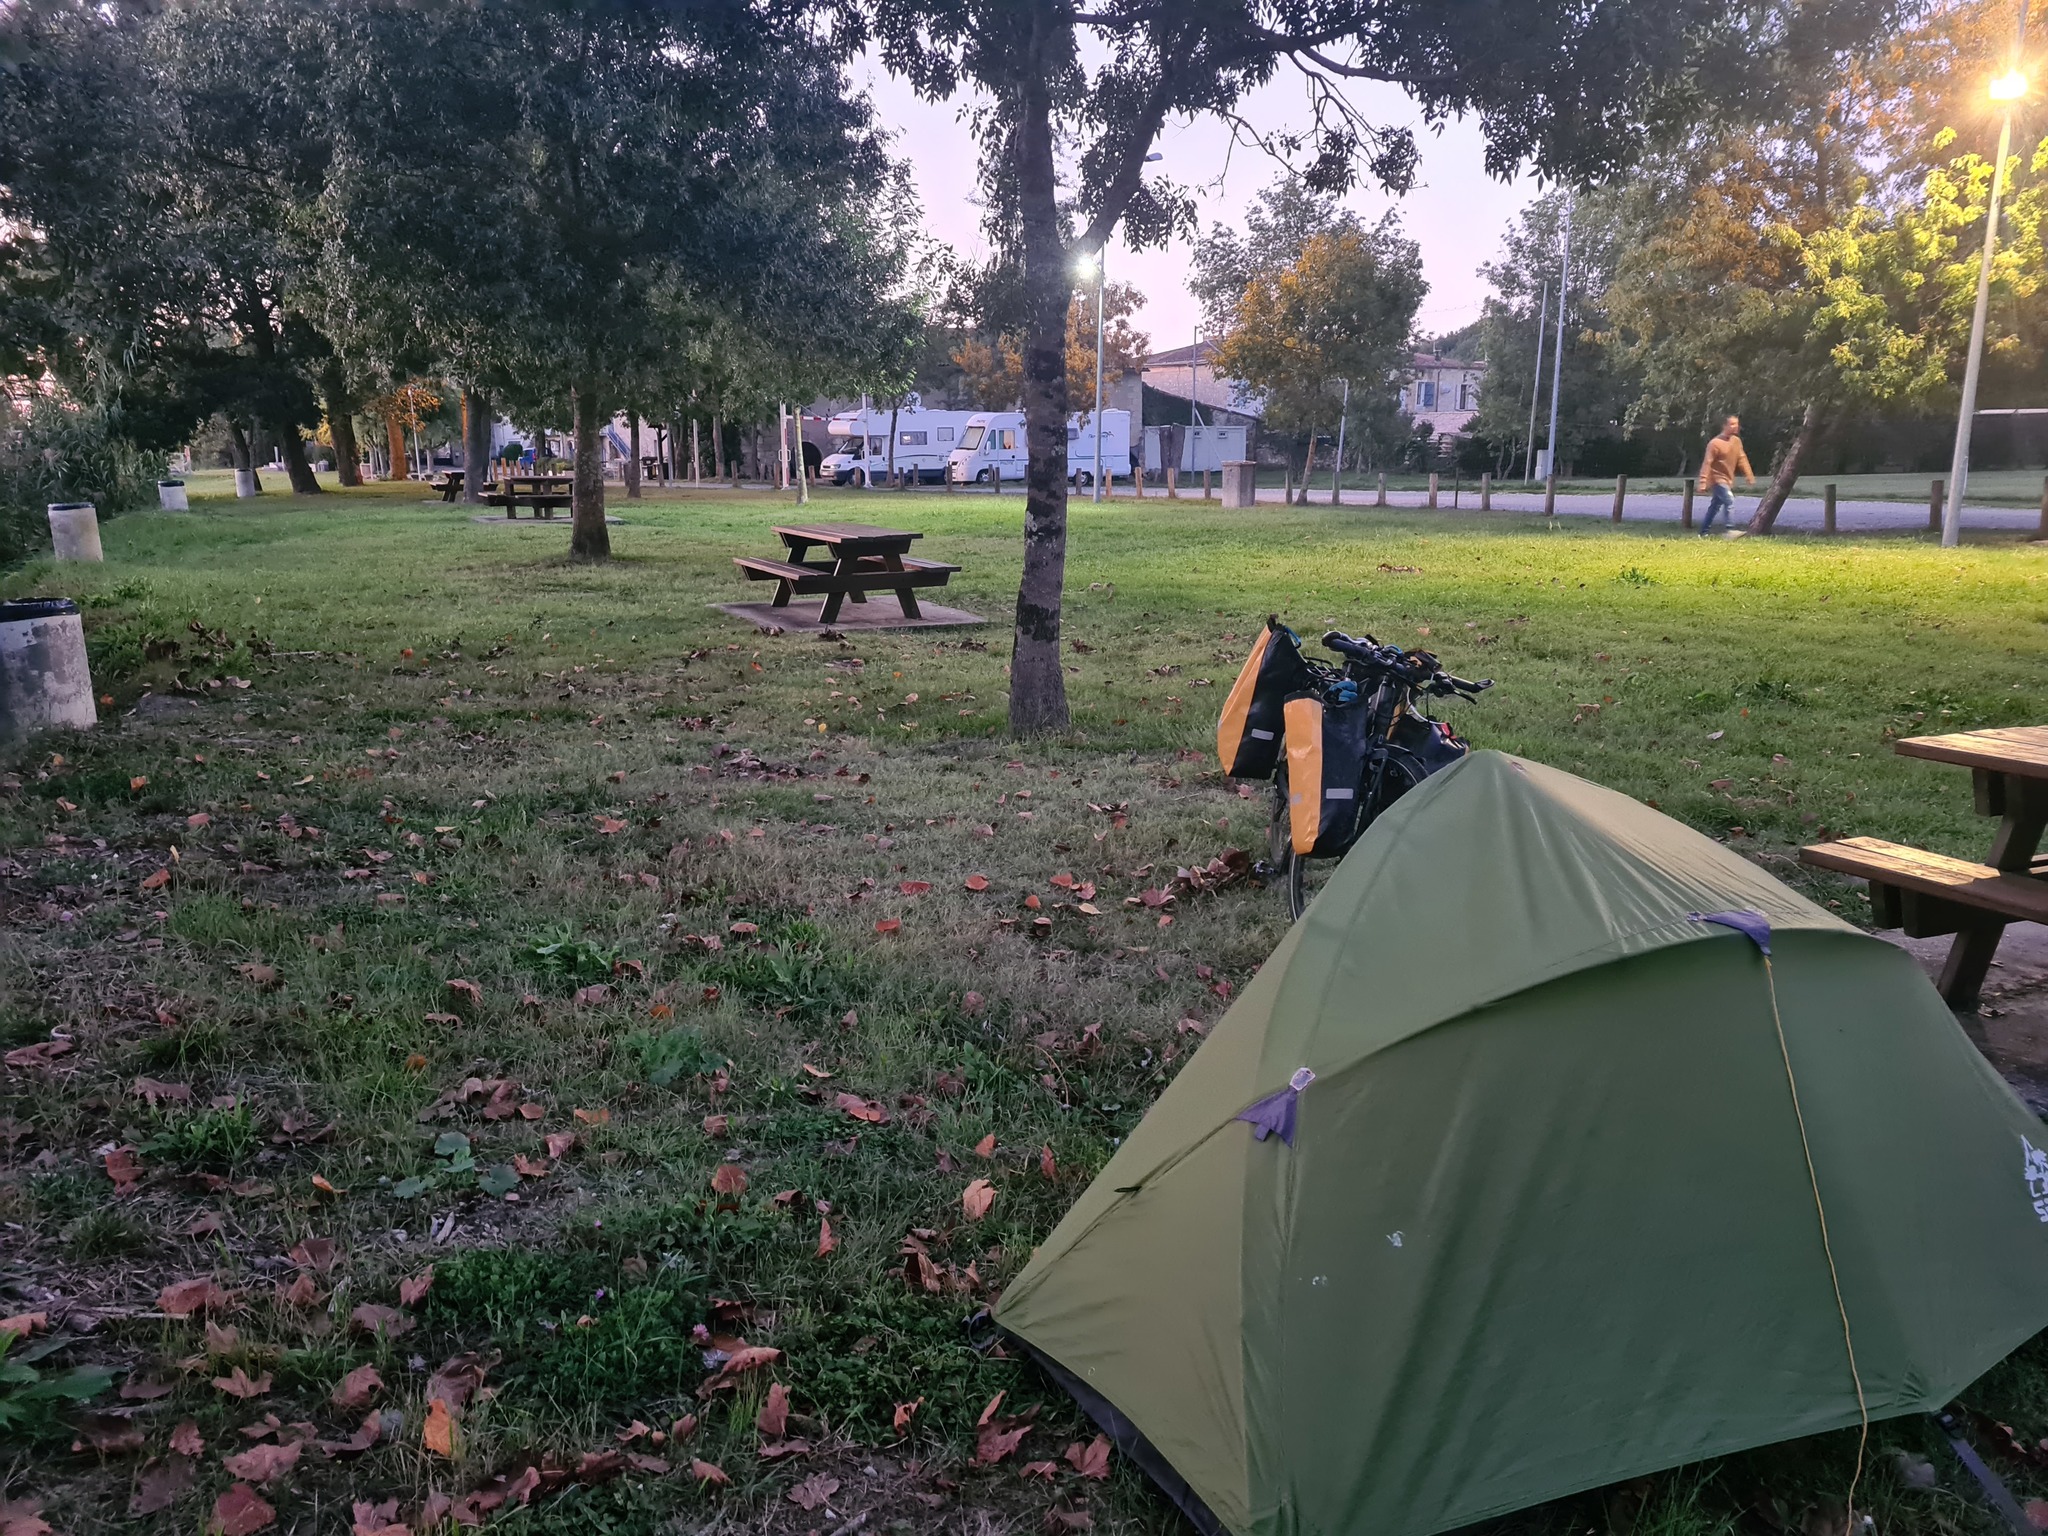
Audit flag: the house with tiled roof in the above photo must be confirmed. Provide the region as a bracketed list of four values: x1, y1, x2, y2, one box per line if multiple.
[1401, 353, 1486, 437]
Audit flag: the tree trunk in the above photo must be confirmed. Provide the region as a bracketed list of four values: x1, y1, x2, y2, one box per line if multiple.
[462, 387, 491, 503]
[322, 365, 363, 487]
[570, 383, 610, 560]
[1008, 11, 1073, 736]
[712, 414, 726, 480]
[1747, 400, 1821, 534]
[279, 428, 321, 495]
[386, 413, 410, 480]
[626, 412, 642, 499]
[887, 401, 900, 486]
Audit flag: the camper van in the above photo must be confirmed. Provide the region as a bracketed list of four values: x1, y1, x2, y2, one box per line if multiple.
[947, 409, 1133, 486]
[820, 406, 978, 485]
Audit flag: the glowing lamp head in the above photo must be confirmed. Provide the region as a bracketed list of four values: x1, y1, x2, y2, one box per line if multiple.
[1990, 69, 2028, 102]
[1075, 250, 1102, 280]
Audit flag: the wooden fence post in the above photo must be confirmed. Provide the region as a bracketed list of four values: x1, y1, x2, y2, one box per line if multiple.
[947, 462, 957, 494]
[2038, 473, 2048, 537]
[1167, 466, 1178, 499]
[1681, 481, 1695, 530]
[1930, 478, 1944, 532]
[1824, 482, 1837, 534]
[1480, 471, 1491, 511]
[1427, 472, 1439, 508]
[1375, 473, 1387, 508]
[1203, 468, 1213, 500]
[1544, 474, 1557, 517]
[1611, 474, 1627, 523]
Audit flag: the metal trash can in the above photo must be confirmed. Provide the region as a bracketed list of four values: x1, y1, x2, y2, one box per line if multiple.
[158, 479, 190, 511]
[46, 502, 104, 562]
[0, 597, 98, 745]
[235, 469, 260, 497]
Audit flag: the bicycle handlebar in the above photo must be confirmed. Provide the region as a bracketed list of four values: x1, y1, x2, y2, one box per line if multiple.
[1321, 630, 1492, 698]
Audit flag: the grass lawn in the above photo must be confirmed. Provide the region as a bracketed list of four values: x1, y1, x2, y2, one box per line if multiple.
[4, 479, 2048, 1536]
[1288, 467, 2048, 506]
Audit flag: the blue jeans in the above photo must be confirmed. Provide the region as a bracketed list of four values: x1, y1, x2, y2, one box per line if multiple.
[1699, 483, 1735, 533]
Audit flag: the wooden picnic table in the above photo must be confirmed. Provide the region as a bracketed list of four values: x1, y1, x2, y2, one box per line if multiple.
[1801, 726, 2048, 1009]
[733, 521, 958, 623]
[488, 472, 573, 519]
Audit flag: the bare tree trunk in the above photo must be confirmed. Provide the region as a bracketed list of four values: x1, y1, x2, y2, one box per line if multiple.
[1008, 11, 1073, 736]
[385, 413, 410, 480]
[887, 400, 900, 486]
[237, 283, 320, 494]
[626, 412, 642, 499]
[226, 417, 260, 492]
[570, 383, 610, 561]
[462, 388, 491, 503]
[322, 365, 363, 487]
[712, 414, 726, 481]
[1747, 401, 1821, 534]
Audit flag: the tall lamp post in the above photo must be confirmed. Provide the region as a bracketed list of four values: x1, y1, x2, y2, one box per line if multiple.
[1944, 14, 2030, 548]
[1078, 152, 1161, 505]
[1542, 192, 1574, 483]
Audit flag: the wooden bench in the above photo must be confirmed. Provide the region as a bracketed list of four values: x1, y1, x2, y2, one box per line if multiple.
[734, 554, 958, 621]
[1801, 837, 2048, 929]
[435, 471, 466, 503]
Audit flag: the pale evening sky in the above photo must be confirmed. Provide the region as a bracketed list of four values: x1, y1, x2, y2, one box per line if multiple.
[855, 56, 1544, 359]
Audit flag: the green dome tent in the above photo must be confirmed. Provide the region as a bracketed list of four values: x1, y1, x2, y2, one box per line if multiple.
[997, 752, 2048, 1536]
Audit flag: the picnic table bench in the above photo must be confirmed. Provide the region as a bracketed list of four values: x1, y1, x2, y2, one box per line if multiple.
[1801, 725, 2048, 1008]
[485, 473, 573, 519]
[434, 470, 467, 503]
[733, 522, 959, 622]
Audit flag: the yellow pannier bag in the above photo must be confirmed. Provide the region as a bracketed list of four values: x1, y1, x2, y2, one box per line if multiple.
[1216, 618, 1309, 779]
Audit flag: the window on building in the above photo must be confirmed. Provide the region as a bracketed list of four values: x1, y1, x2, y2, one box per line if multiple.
[1415, 380, 1437, 409]
[1458, 383, 1474, 410]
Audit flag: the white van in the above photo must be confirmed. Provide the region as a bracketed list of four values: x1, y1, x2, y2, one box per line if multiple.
[948, 409, 1132, 486]
[821, 407, 978, 486]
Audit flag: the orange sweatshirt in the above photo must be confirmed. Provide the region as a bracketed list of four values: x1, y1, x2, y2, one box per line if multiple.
[1697, 435, 1754, 490]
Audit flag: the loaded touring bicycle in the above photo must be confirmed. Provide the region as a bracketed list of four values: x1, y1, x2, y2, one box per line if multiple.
[1218, 619, 1492, 917]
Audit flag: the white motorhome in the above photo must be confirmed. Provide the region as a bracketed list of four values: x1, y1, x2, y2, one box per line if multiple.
[1143, 424, 1251, 475]
[947, 409, 1133, 486]
[821, 406, 978, 485]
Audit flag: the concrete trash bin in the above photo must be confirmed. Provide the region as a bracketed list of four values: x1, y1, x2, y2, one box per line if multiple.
[1220, 460, 1257, 510]
[158, 479, 190, 511]
[46, 502, 104, 562]
[0, 598, 98, 745]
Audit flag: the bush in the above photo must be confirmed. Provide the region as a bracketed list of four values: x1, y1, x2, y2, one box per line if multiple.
[0, 394, 166, 567]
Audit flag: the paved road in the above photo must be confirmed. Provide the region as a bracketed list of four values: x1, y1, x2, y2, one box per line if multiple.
[1236, 485, 2045, 535]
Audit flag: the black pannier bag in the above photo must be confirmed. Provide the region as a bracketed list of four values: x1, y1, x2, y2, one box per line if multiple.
[1281, 690, 1374, 857]
[1216, 617, 1311, 779]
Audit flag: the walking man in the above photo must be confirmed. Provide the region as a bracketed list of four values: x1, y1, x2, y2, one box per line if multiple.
[1696, 415, 1755, 536]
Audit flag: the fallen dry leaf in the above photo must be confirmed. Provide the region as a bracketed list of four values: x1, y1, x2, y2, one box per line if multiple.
[789, 1473, 841, 1511]
[545, 1130, 578, 1159]
[287, 1236, 340, 1274]
[445, 978, 483, 1009]
[422, 1397, 456, 1458]
[185, 1210, 225, 1238]
[816, 1217, 836, 1258]
[963, 1177, 996, 1221]
[133, 1076, 191, 1106]
[1041, 1144, 1057, 1179]
[573, 1106, 610, 1126]
[236, 962, 280, 990]
[105, 1145, 143, 1191]
[0, 1501, 52, 1536]
[278, 1273, 319, 1309]
[974, 1133, 996, 1159]
[1066, 1434, 1112, 1479]
[220, 1440, 300, 1485]
[141, 867, 171, 891]
[72, 1411, 146, 1455]
[0, 1312, 45, 1340]
[129, 1454, 197, 1516]
[210, 1367, 272, 1401]
[757, 1381, 790, 1439]
[209, 1483, 274, 1536]
[835, 1092, 889, 1124]
[964, 873, 990, 891]
[330, 1364, 383, 1412]
[170, 1420, 205, 1457]
[574, 983, 615, 1006]
[710, 1163, 747, 1197]
[348, 1304, 413, 1339]
[397, 1267, 435, 1307]
[690, 1459, 731, 1486]
[893, 1397, 923, 1434]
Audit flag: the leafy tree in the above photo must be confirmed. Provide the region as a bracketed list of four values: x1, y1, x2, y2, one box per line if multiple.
[1211, 224, 1426, 493]
[318, 0, 902, 559]
[852, 0, 1892, 733]
[951, 283, 1149, 410]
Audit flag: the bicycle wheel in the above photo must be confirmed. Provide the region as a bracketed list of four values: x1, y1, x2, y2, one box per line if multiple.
[1269, 765, 1333, 921]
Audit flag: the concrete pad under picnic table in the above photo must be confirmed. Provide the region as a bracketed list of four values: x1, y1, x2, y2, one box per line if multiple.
[1884, 924, 2048, 1111]
[713, 599, 985, 632]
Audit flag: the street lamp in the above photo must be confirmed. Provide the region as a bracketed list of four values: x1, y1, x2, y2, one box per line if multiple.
[1080, 151, 1161, 505]
[1944, 11, 2030, 547]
